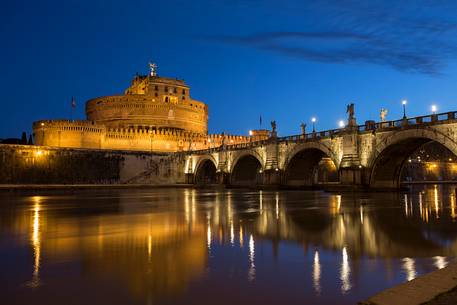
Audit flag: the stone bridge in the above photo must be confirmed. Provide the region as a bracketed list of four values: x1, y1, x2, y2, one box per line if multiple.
[184, 111, 457, 189]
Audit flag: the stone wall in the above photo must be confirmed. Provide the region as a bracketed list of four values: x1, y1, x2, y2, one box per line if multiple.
[0, 144, 186, 185]
[32, 120, 254, 152]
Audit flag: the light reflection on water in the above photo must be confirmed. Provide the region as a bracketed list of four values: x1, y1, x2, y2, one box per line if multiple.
[0, 185, 457, 305]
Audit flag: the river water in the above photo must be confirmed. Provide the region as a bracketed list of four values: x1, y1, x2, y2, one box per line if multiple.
[1, 185, 457, 305]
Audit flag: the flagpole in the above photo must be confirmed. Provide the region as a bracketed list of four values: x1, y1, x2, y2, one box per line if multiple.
[71, 97, 76, 121]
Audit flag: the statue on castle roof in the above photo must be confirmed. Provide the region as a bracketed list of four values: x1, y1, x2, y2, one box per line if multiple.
[149, 62, 157, 77]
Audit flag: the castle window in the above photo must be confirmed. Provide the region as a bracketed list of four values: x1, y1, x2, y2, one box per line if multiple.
[165, 96, 169, 103]
[182, 96, 185, 100]
[165, 86, 168, 92]
[182, 89, 186, 95]
[173, 87, 177, 93]
[155, 85, 158, 90]
[155, 93, 158, 97]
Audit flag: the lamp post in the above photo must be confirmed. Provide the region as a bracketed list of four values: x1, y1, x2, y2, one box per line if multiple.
[402, 100, 407, 119]
[431, 104, 437, 114]
[311, 117, 317, 133]
[338, 120, 345, 128]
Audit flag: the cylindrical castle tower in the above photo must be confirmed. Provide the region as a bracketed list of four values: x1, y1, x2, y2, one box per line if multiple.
[86, 74, 208, 134]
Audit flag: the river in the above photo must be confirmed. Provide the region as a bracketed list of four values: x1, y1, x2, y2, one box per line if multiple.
[1, 185, 456, 304]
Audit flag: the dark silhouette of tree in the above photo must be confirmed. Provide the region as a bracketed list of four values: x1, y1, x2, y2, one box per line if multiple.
[21, 132, 27, 144]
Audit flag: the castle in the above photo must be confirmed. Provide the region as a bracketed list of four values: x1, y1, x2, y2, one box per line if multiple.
[33, 64, 268, 152]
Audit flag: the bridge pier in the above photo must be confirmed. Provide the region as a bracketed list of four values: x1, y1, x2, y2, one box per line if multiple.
[262, 169, 282, 186]
[185, 173, 195, 184]
[339, 166, 364, 186]
[216, 171, 229, 185]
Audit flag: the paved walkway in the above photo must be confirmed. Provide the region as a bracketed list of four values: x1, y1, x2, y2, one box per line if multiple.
[361, 263, 457, 305]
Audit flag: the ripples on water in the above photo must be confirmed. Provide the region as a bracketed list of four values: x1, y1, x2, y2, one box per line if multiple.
[0, 185, 457, 305]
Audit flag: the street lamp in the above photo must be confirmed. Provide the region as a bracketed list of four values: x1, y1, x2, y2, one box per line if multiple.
[431, 104, 437, 114]
[311, 117, 317, 132]
[402, 100, 407, 119]
[338, 120, 345, 128]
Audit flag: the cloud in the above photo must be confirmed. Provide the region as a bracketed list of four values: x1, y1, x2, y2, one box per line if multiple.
[207, 1, 457, 75]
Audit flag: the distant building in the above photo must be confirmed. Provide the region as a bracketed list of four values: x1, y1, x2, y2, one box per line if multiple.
[33, 65, 265, 152]
[402, 142, 457, 181]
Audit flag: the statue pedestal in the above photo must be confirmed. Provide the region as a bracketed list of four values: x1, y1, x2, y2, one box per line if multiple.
[347, 118, 357, 129]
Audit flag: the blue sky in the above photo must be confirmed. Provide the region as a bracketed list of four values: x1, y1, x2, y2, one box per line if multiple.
[2, 0, 457, 138]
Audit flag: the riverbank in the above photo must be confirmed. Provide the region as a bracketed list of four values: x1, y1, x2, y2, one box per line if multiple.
[0, 184, 194, 191]
[361, 262, 457, 305]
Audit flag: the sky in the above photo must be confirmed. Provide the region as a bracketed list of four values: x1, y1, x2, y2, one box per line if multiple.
[2, 0, 457, 138]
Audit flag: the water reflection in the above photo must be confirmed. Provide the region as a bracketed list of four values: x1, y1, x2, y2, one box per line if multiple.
[340, 247, 351, 294]
[1, 185, 457, 305]
[402, 257, 417, 281]
[30, 196, 41, 288]
[313, 250, 321, 295]
[248, 234, 255, 282]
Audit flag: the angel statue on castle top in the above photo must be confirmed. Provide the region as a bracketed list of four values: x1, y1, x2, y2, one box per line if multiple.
[149, 62, 157, 77]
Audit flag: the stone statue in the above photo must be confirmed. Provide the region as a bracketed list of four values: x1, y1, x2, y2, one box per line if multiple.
[271, 121, 276, 133]
[346, 103, 355, 121]
[300, 122, 306, 135]
[149, 62, 157, 77]
[380, 108, 388, 122]
[221, 132, 226, 146]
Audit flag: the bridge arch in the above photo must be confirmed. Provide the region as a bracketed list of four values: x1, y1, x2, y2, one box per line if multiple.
[230, 151, 264, 187]
[283, 142, 339, 187]
[368, 127, 457, 188]
[194, 156, 218, 185]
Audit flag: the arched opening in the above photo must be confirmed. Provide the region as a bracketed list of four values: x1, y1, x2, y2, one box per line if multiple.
[231, 155, 262, 187]
[285, 148, 338, 187]
[195, 159, 217, 185]
[370, 138, 457, 189]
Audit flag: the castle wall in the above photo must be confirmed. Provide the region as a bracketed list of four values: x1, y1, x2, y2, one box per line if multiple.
[0, 144, 186, 184]
[32, 120, 254, 152]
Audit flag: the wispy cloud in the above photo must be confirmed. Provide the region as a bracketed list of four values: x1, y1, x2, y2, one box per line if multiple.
[207, 1, 457, 75]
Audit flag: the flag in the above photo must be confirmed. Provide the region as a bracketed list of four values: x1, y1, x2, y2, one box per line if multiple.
[71, 96, 76, 108]
[259, 115, 262, 127]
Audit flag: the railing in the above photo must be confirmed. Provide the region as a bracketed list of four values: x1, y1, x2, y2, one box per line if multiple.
[186, 110, 457, 155]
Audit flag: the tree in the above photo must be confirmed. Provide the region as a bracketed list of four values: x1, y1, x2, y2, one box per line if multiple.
[21, 132, 27, 144]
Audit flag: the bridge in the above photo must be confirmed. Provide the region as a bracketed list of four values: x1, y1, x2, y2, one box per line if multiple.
[183, 109, 457, 189]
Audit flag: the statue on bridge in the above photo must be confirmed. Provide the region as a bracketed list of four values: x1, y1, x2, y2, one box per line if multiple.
[300, 122, 306, 136]
[346, 103, 356, 127]
[380, 108, 388, 122]
[271, 120, 277, 138]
